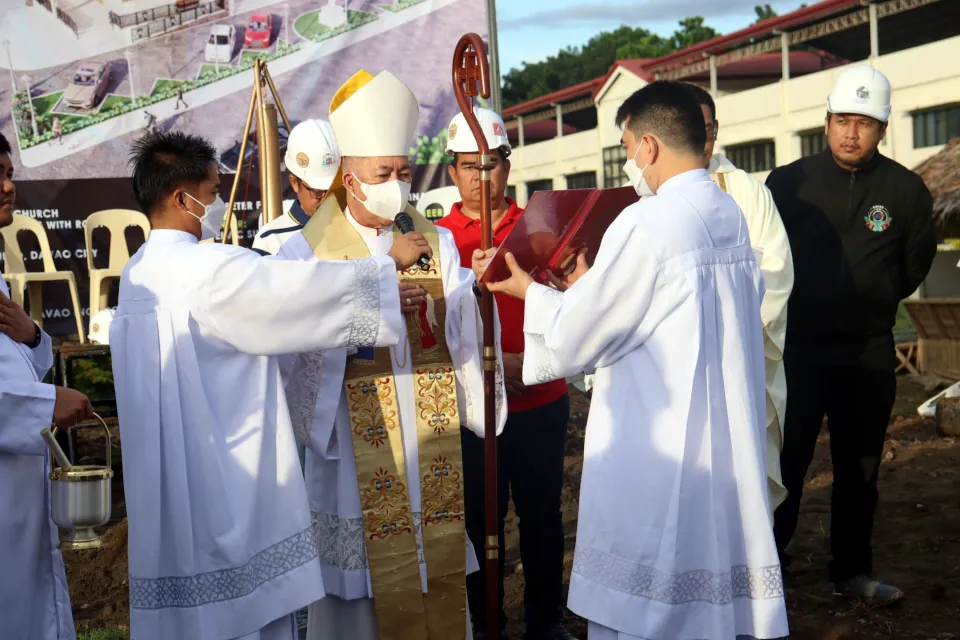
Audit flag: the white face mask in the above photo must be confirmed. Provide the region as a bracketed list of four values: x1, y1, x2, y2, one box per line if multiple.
[349, 174, 411, 218]
[184, 193, 228, 241]
[623, 140, 654, 197]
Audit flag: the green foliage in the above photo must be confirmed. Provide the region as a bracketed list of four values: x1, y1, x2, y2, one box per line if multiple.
[379, 0, 428, 12]
[77, 628, 129, 640]
[100, 95, 133, 111]
[501, 18, 721, 108]
[895, 303, 915, 332]
[71, 358, 115, 400]
[409, 129, 453, 166]
[754, 4, 778, 22]
[295, 9, 377, 42]
[670, 17, 720, 50]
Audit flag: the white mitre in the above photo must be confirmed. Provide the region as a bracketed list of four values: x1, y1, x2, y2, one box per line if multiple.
[328, 69, 420, 157]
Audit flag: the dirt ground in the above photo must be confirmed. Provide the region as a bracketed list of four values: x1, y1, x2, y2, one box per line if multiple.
[67, 376, 960, 638]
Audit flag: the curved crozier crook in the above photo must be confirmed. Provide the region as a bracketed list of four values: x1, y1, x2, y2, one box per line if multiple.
[452, 33, 492, 159]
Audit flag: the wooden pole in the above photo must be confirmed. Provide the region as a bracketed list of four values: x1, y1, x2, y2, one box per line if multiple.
[452, 33, 499, 639]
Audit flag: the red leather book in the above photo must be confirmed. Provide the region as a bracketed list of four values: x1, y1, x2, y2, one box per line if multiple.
[479, 186, 638, 285]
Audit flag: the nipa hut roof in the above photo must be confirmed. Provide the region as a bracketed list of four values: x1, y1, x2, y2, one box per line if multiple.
[914, 137, 960, 229]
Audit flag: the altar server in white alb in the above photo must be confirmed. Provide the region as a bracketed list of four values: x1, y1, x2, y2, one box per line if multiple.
[253, 119, 341, 255]
[0, 131, 94, 640]
[483, 81, 788, 640]
[110, 131, 431, 640]
[278, 69, 507, 640]
[687, 83, 794, 517]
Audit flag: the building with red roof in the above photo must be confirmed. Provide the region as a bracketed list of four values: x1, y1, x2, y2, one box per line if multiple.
[502, 0, 960, 205]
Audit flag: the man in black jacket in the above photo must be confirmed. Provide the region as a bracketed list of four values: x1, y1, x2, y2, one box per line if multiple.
[766, 65, 936, 604]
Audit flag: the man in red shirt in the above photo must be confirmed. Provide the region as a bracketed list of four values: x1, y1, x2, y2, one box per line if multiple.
[436, 108, 575, 640]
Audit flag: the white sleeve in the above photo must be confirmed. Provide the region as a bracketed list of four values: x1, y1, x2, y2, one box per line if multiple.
[740, 175, 793, 359]
[194, 239, 403, 356]
[521, 215, 686, 385]
[276, 234, 388, 455]
[0, 341, 55, 455]
[438, 229, 507, 439]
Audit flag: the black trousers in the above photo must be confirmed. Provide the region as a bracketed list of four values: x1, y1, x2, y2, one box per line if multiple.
[773, 348, 897, 583]
[461, 394, 570, 633]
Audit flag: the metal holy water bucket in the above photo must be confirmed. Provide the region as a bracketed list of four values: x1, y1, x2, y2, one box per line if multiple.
[40, 414, 113, 551]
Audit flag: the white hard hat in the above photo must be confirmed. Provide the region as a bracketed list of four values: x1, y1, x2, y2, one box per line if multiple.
[827, 66, 891, 123]
[445, 107, 512, 155]
[284, 119, 341, 190]
[88, 308, 114, 345]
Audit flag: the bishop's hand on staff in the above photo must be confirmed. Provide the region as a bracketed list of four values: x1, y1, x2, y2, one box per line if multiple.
[277, 68, 507, 640]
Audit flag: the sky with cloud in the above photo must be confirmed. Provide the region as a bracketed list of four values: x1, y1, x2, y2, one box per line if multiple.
[494, 0, 806, 73]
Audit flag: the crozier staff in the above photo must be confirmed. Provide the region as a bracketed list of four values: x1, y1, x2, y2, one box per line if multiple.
[278, 69, 507, 640]
[478, 81, 788, 640]
[436, 107, 575, 640]
[110, 130, 426, 640]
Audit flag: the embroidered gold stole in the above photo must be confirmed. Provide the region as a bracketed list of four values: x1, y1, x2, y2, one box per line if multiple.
[710, 171, 727, 192]
[303, 190, 467, 639]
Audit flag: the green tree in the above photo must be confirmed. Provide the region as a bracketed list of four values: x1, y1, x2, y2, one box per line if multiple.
[501, 18, 720, 108]
[615, 31, 674, 61]
[670, 17, 719, 50]
[754, 4, 778, 22]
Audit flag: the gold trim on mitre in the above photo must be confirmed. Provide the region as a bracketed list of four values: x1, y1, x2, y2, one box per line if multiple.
[329, 69, 420, 158]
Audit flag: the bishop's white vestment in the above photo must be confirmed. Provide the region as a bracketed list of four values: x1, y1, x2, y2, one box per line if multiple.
[521, 170, 788, 640]
[0, 277, 75, 640]
[110, 229, 403, 640]
[279, 206, 506, 640]
[708, 153, 793, 514]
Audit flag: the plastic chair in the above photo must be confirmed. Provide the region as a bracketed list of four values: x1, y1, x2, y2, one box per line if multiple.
[84, 209, 151, 318]
[0, 213, 86, 342]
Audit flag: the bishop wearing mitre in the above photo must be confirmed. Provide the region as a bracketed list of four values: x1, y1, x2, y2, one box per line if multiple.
[278, 69, 507, 640]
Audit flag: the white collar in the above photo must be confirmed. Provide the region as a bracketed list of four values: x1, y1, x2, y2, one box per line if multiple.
[707, 153, 737, 175]
[658, 168, 711, 194]
[345, 204, 393, 238]
[146, 229, 198, 245]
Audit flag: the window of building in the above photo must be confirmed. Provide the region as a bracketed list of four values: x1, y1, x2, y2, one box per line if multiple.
[602, 146, 627, 188]
[506, 185, 517, 201]
[526, 179, 553, 196]
[913, 104, 960, 149]
[799, 129, 826, 157]
[725, 140, 776, 173]
[566, 171, 597, 190]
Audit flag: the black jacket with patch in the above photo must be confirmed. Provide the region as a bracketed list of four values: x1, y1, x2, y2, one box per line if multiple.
[765, 149, 936, 366]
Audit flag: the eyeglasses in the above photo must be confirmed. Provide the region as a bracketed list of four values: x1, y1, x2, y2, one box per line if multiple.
[295, 178, 326, 199]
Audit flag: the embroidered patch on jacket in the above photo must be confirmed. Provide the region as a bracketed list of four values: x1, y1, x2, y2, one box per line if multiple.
[864, 205, 892, 233]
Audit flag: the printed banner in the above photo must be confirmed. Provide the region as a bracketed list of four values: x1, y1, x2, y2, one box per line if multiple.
[0, 0, 486, 336]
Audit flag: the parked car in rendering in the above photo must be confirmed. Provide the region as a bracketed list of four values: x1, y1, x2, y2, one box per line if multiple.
[244, 12, 273, 48]
[63, 61, 111, 109]
[205, 24, 235, 63]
